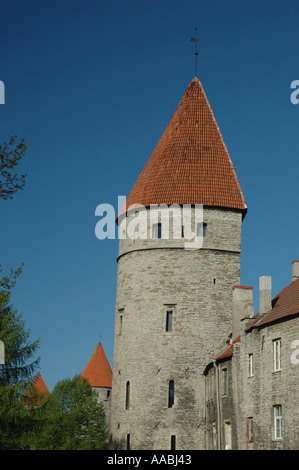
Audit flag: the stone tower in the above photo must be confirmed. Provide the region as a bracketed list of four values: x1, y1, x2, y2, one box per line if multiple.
[81, 342, 112, 428]
[110, 77, 247, 450]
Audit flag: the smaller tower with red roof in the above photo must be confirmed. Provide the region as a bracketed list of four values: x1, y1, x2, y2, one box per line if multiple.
[23, 373, 50, 406]
[81, 342, 112, 429]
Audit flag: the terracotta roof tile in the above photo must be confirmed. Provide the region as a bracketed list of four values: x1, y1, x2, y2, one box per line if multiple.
[216, 335, 240, 361]
[118, 78, 247, 221]
[23, 373, 50, 405]
[81, 342, 112, 388]
[252, 278, 299, 328]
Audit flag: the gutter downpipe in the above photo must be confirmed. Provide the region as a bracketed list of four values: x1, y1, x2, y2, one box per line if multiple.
[213, 360, 221, 450]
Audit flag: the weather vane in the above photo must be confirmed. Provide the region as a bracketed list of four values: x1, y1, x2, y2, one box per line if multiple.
[190, 27, 199, 77]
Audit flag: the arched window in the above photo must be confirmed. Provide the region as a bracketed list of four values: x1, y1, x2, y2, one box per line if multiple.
[168, 380, 174, 408]
[125, 381, 130, 410]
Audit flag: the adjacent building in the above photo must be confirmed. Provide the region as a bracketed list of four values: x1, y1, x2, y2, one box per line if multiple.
[204, 261, 299, 450]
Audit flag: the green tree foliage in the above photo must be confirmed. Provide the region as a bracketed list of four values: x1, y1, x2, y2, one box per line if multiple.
[0, 291, 41, 449]
[0, 135, 27, 201]
[0, 290, 40, 386]
[29, 375, 110, 450]
[0, 135, 28, 289]
[0, 263, 24, 290]
[0, 381, 34, 450]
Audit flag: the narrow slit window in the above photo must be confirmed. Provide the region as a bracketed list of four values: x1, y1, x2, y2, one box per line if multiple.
[125, 381, 130, 410]
[248, 417, 254, 442]
[168, 380, 174, 408]
[152, 223, 162, 239]
[248, 354, 253, 377]
[222, 368, 228, 395]
[171, 435, 176, 450]
[166, 311, 173, 332]
[126, 433, 130, 450]
[118, 309, 124, 335]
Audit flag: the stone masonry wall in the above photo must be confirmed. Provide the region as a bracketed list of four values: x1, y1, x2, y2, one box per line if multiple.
[238, 316, 299, 450]
[110, 207, 244, 450]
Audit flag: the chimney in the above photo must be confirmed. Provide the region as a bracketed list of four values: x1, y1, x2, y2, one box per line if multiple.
[259, 276, 272, 315]
[232, 286, 254, 340]
[292, 260, 299, 283]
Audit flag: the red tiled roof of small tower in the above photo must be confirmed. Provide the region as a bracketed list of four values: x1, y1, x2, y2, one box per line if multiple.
[24, 373, 50, 405]
[81, 342, 112, 388]
[118, 77, 247, 221]
[33, 373, 50, 395]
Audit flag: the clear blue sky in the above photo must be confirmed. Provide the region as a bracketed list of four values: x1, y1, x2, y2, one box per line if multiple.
[0, 0, 298, 392]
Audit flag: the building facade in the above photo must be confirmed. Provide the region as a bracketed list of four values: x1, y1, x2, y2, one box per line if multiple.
[108, 77, 298, 450]
[204, 261, 299, 450]
[109, 77, 248, 450]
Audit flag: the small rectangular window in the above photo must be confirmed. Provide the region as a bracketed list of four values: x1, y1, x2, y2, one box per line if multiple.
[166, 311, 173, 332]
[171, 435, 176, 450]
[224, 421, 232, 450]
[273, 338, 281, 371]
[222, 368, 228, 395]
[248, 354, 253, 377]
[212, 422, 217, 449]
[125, 381, 130, 410]
[168, 380, 174, 408]
[274, 405, 282, 440]
[126, 433, 130, 450]
[248, 417, 254, 442]
[196, 222, 207, 237]
[152, 223, 162, 239]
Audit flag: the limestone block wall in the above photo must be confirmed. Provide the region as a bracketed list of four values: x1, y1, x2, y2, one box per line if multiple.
[93, 386, 112, 431]
[110, 207, 243, 450]
[238, 316, 299, 450]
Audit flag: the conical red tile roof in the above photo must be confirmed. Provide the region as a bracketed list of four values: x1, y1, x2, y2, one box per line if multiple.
[33, 373, 50, 395]
[81, 342, 112, 388]
[23, 373, 50, 405]
[118, 77, 247, 221]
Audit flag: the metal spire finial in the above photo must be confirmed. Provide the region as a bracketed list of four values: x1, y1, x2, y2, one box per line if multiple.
[190, 27, 199, 77]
